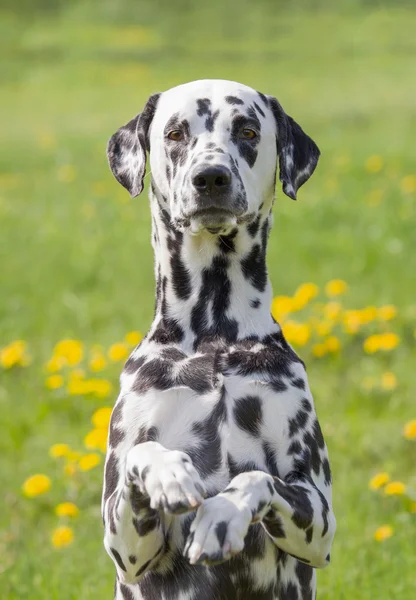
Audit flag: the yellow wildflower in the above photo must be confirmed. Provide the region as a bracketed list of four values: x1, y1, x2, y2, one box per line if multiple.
[49, 444, 71, 458]
[58, 164, 77, 183]
[89, 353, 107, 372]
[84, 428, 108, 452]
[325, 280, 348, 297]
[312, 343, 327, 358]
[325, 336, 341, 353]
[379, 333, 400, 351]
[125, 331, 143, 346]
[369, 472, 390, 490]
[54, 340, 83, 366]
[363, 335, 380, 354]
[378, 305, 397, 321]
[292, 283, 319, 310]
[45, 374, 64, 389]
[92, 407, 112, 429]
[380, 372, 397, 391]
[400, 175, 416, 194]
[271, 296, 293, 322]
[359, 306, 378, 324]
[108, 343, 129, 362]
[55, 502, 79, 518]
[374, 525, 393, 542]
[315, 321, 333, 337]
[282, 321, 311, 347]
[1, 340, 30, 369]
[384, 481, 406, 496]
[79, 453, 101, 471]
[90, 378, 113, 398]
[365, 155, 383, 174]
[45, 355, 67, 372]
[343, 310, 361, 334]
[324, 302, 342, 321]
[403, 420, 416, 440]
[51, 525, 74, 548]
[22, 474, 51, 497]
[64, 463, 77, 477]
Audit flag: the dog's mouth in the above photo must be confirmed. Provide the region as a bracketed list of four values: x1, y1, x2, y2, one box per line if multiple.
[189, 208, 237, 236]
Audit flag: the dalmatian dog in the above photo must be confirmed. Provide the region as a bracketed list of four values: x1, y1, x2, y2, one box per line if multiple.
[103, 79, 336, 600]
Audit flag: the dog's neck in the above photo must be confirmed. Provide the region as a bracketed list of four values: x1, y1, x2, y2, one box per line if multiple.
[147, 187, 279, 352]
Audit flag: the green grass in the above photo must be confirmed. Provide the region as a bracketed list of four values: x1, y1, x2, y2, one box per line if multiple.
[1, 2, 416, 598]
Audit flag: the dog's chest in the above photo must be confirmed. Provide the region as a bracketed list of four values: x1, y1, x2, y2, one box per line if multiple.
[126, 343, 292, 491]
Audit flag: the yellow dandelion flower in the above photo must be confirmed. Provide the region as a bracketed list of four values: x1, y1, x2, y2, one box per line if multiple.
[325, 336, 341, 353]
[125, 331, 143, 346]
[64, 463, 77, 477]
[324, 302, 342, 321]
[67, 379, 90, 396]
[45, 355, 67, 372]
[359, 306, 378, 324]
[381, 372, 397, 391]
[374, 525, 393, 542]
[54, 340, 83, 366]
[91, 407, 112, 429]
[108, 343, 129, 362]
[384, 481, 406, 496]
[403, 420, 416, 440]
[282, 321, 311, 347]
[45, 374, 64, 389]
[1, 340, 30, 369]
[365, 155, 383, 174]
[22, 474, 51, 497]
[315, 321, 333, 337]
[84, 428, 108, 452]
[89, 378, 113, 398]
[400, 175, 416, 194]
[312, 343, 327, 358]
[79, 453, 101, 471]
[369, 472, 390, 490]
[378, 305, 397, 321]
[55, 502, 79, 518]
[343, 310, 361, 334]
[363, 335, 380, 354]
[379, 333, 400, 351]
[51, 525, 74, 548]
[89, 353, 107, 372]
[325, 280, 348, 297]
[271, 296, 293, 322]
[292, 283, 319, 310]
[49, 443, 71, 458]
[58, 164, 77, 184]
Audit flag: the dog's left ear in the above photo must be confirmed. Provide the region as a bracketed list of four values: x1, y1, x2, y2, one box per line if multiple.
[268, 97, 320, 200]
[107, 93, 161, 198]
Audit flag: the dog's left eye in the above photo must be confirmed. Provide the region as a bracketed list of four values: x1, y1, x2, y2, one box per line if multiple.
[167, 130, 184, 141]
[240, 128, 257, 140]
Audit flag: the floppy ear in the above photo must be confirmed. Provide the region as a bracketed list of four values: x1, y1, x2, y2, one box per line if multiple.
[269, 97, 320, 200]
[107, 93, 160, 197]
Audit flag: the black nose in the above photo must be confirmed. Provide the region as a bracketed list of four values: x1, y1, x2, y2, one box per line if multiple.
[192, 165, 232, 193]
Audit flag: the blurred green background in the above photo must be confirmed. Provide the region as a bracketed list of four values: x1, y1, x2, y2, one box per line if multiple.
[1, 1, 416, 598]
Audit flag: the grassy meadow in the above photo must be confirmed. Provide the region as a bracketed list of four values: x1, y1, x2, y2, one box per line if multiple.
[1, 1, 416, 598]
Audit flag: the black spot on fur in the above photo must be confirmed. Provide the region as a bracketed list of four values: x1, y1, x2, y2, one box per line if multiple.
[296, 560, 314, 600]
[292, 377, 306, 390]
[215, 521, 228, 547]
[196, 98, 211, 116]
[263, 511, 286, 538]
[247, 215, 261, 237]
[110, 547, 126, 572]
[186, 398, 226, 478]
[322, 457, 332, 485]
[167, 230, 191, 301]
[133, 514, 159, 536]
[225, 96, 244, 105]
[313, 419, 325, 449]
[263, 441, 279, 476]
[104, 452, 118, 502]
[233, 395, 262, 436]
[250, 298, 261, 308]
[124, 354, 145, 375]
[227, 453, 260, 478]
[119, 583, 135, 600]
[253, 101, 266, 118]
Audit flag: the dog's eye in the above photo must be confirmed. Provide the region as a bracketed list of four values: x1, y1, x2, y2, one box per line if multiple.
[167, 130, 183, 141]
[240, 128, 257, 140]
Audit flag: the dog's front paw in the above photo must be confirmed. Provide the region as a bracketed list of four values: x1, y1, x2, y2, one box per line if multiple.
[183, 495, 252, 565]
[127, 442, 206, 515]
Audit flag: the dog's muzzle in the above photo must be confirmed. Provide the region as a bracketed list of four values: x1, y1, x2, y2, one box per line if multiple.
[185, 164, 244, 235]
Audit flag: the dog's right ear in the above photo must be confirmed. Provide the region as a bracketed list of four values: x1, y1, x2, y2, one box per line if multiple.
[107, 93, 160, 197]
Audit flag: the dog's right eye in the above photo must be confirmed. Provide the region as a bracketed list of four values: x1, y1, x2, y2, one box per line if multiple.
[167, 130, 183, 141]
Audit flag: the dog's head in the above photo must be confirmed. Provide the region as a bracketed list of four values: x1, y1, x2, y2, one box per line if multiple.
[108, 80, 320, 235]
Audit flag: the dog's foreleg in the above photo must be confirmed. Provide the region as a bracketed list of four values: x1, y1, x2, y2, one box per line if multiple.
[103, 441, 205, 584]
